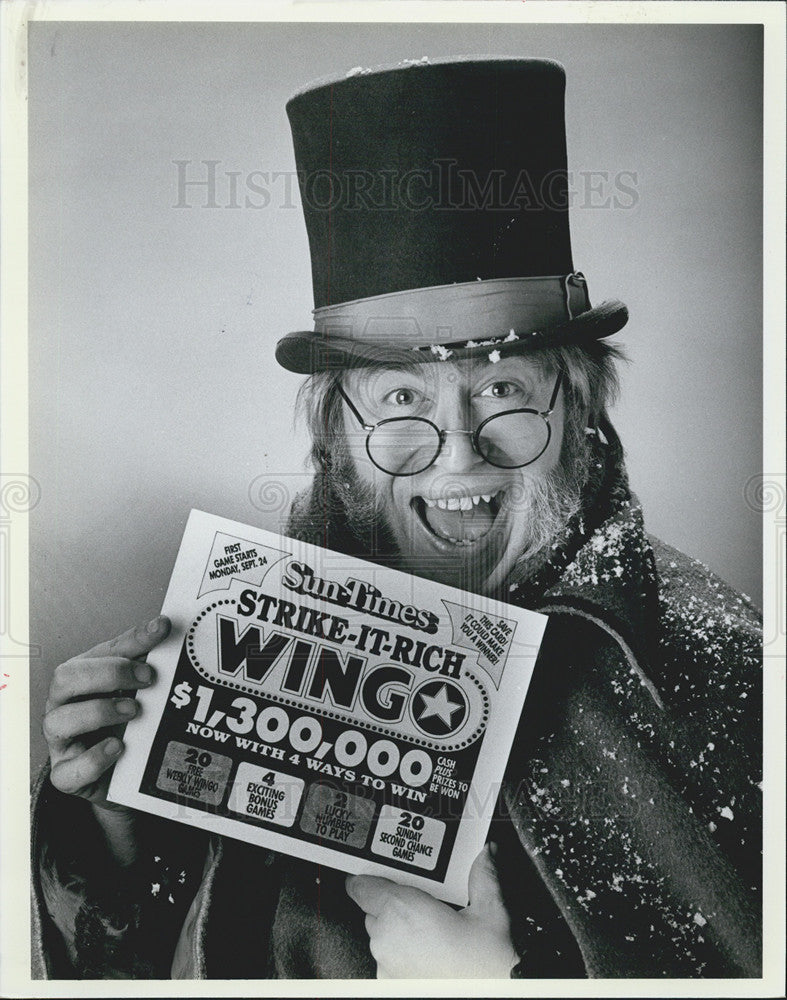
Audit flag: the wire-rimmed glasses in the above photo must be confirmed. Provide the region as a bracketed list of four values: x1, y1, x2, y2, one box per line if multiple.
[337, 369, 563, 477]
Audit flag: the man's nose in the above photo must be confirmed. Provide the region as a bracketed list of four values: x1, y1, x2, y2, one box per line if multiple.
[431, 390, 479, 472]
[435, 429, 479, 472]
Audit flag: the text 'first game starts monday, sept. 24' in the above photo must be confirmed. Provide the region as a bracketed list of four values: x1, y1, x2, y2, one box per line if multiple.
[108, 509, 547, 905]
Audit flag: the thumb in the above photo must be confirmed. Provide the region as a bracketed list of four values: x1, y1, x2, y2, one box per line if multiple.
[468, 842, 506, 917]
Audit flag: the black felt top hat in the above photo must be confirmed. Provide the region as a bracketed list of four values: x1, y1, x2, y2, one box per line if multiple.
[275, 56, 628, 374]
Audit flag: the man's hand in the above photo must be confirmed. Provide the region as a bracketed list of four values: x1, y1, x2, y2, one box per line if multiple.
[346, 843, 518, 978]
[43, 616, 170, 862]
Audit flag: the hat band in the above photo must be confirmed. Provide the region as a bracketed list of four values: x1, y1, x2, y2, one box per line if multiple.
[312, 274, 590, 347]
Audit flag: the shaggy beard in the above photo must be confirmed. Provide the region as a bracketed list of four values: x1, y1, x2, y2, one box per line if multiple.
[505, 438, 587, 586]
[327, 420, 592, 590]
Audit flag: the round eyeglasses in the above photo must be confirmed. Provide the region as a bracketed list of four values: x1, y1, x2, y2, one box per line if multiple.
[337, 369, 563, 477]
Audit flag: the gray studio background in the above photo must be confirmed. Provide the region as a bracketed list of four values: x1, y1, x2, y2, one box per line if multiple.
[29, 22, 763, 773]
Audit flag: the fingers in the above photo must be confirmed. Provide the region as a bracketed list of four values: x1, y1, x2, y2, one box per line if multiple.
[346, 874, 395, 916]
[80, 615, 171, 662]
[50, 736, 123, 796]
[47, 656, 155, 711]
[346, 874, 422, 917]
[42, 616, 167, 811]
[467, 842, 507, 921]
[44, 696, 138, 749]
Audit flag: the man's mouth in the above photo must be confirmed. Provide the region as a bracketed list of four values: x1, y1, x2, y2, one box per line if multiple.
[412, 491, 504, 546]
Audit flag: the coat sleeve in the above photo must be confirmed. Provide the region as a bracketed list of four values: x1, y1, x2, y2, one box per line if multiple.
[502, 613, 761, 978]
[31, 765, 209, 979]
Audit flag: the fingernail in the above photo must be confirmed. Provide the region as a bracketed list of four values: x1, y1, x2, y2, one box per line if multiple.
[134, 663, 152, 684]
[146, 615, 163, 634]
[115, 698, 137, 716]
[104, 737, 123, 756]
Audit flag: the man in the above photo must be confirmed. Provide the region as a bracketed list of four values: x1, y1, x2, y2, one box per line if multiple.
[32, 58, 762, 979]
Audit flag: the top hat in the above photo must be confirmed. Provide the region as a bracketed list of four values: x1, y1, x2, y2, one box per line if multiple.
[275, 57, 628, 374]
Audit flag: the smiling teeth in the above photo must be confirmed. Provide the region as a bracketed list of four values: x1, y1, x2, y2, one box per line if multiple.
[424, 493, 493, 510]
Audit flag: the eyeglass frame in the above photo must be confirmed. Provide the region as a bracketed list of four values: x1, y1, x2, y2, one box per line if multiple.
[336, 366, 564, 477]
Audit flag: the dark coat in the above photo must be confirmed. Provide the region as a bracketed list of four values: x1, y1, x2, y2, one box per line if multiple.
[31, 433, 762, 978]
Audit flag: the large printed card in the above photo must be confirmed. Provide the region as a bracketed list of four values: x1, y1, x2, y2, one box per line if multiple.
[108, 509, 547, 904]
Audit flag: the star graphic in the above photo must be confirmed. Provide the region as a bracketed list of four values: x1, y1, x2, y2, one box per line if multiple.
[416, 684, 464, 727]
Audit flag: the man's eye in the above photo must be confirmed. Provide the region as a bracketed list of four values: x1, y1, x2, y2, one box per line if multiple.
[387, 388, 418, 406]
[481, 381, 515, 399]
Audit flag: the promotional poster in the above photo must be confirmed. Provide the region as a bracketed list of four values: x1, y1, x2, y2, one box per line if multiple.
[108, 510, 547, 904]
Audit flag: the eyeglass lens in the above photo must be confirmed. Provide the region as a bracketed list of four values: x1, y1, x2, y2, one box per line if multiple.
[475, 411, 550, 469]
[367, 419, 441, 475]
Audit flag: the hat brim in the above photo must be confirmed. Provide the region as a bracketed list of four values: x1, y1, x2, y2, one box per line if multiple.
[275, 299, 628, 374]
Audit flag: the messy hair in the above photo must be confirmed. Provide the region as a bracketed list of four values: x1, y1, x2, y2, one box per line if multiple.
[295, 342, 625, 476]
